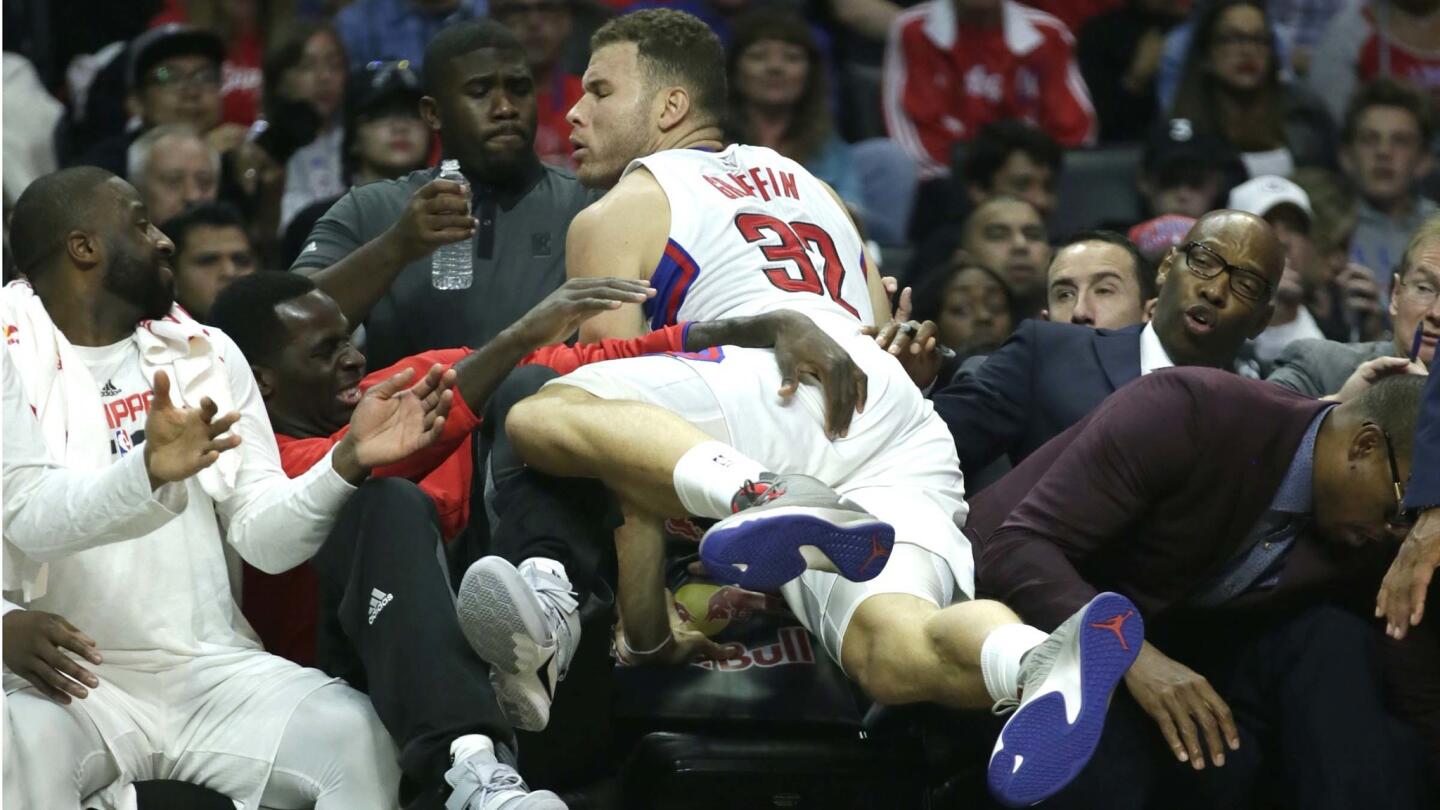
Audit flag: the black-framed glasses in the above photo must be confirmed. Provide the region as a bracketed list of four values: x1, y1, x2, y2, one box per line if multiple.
[362, 60, 421, 91]
[1380, 428, 1413, 531]
[147, 64, 221, 89]
[1183, 241, 1274, 302]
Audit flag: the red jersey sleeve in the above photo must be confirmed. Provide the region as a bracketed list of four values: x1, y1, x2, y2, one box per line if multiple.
[519, 323, 688, 374]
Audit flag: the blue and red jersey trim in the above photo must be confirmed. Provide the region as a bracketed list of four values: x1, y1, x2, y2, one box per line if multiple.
[644, 239, 701, 330]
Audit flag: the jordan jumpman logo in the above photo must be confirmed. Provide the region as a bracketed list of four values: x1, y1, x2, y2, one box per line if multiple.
[859, 535, 889, 574]
[1088, 610, 1135, 651]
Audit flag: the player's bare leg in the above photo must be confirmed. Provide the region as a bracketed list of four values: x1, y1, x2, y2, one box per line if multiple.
[507, 384, 711, 517]
[840, 594, 1021, 709]
[508, 384, 897, 591]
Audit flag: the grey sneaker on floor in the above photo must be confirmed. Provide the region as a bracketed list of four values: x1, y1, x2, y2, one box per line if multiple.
[446, 738, 566, 810]
[457, 556, 580, 732]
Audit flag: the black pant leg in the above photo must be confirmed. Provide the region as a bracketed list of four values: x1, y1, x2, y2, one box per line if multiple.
[1244, 606, 1426, 810]
[311, 478, 514, 791]
[482, 363, 623, 602]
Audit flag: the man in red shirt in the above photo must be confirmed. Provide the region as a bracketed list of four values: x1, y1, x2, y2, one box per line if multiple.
[883, 0, 1097, 180]
[208, 270, 865, 806]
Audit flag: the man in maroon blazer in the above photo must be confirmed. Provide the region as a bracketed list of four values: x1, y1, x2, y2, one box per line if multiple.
[968, 367, 1429, 810]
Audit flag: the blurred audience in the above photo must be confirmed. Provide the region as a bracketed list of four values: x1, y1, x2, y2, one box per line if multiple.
[283, 59, 432, 266]
[72, 24, 234, 178]
[728, 12, 861, 209]
[1044, 230, 1153, 329]
[883, 0, 1096, 182]
[1138, 118, 1241, 219]
[1310, 0, 1440, 125]
[1077, 0, 1188, 143]
[1270, 212, 1439, 397]
[1341, 78, 1438, 298]
[1168, 0, 1335, 178]
[911, 261, 1019, 358]
[149, 0, 266, 125]
[334, 0, 486, 69]
[162, 201, 259, 322]
[492, 0, 582, 168]
[128, 124, 222, 225]
[266, 23, 350, 230]
[959, 119, 1062, 222]
[2, 53, 63, 207]
[1227, 174, 1325, 362]
[1128, 213, 1196, 266]
[1291, 166, 1388, 342]
[961, 195, 1052, 318]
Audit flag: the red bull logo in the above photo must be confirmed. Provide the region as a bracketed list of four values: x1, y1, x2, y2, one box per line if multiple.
[689, 626, 815, 672]
[4, 324, 18, 345]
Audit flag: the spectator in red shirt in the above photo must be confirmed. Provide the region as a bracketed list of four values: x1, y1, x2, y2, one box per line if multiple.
[492, 0, 584, 168]
[883, 0, 1097, 180]
[207, 269, 866, 802]
[1309, 0, 1440, 126]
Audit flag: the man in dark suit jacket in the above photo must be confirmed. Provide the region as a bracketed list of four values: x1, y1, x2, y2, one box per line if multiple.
[927, 210, 1284, 482]
[968, 368, 1429, 809]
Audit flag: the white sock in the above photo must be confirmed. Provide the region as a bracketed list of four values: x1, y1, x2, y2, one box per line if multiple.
[672, 440, 767, 519]
[449, 733, 494, 765]
[979, 623, 1049, 703]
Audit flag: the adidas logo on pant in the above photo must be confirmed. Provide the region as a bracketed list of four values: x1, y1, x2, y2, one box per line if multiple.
[368, 588, 393, 625]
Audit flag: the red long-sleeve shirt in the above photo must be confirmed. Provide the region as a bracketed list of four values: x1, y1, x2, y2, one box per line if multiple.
[883, 0, 1096, 179]
[242, 326, 689, 664]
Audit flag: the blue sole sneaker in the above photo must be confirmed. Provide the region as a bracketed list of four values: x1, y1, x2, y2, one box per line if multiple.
[987, 592, 1145, 807]
[698, 474, 895, 592]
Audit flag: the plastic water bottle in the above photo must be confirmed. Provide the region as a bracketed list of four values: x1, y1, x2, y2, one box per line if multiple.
[431, 159, 474, 290]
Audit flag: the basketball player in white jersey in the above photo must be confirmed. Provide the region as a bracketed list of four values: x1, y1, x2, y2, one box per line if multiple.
[498, 10, 1138, 805]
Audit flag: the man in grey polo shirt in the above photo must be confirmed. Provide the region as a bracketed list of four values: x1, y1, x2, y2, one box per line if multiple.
[293, 18, 590, 370]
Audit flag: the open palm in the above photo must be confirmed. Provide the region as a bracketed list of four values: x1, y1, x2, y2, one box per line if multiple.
[347, 365, 455, 468]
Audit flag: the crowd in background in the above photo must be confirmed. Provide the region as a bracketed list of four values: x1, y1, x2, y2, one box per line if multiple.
[3, 0, 1440, 808]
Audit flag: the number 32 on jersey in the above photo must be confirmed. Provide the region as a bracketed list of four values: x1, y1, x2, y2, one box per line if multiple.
[734, 213, 860, 319]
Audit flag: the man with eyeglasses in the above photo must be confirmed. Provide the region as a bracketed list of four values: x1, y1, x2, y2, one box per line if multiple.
[1269, 212, 1438, 400]
[73, 25, 237, 181]
[966, 369, 1430, 809]
[890, 209, 1282, 488]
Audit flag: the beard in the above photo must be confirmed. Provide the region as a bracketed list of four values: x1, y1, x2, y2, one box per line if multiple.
[103, 242, 173, 322]
[580, 107, 655, 189]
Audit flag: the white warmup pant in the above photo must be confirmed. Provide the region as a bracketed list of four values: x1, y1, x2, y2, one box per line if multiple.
[548, 339, 974, 670]
[4, 677, 400, 810]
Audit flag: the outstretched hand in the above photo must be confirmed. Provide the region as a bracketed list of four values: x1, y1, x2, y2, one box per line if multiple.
[513, 278, 655, 348]
[144, 370, 242, 489]
[342, 365, 455, 475]
[1330, 356, 1427, 403]
[614, 590, 745, 667]
[1376, 510, 1440, 639]
[770, 313, 868, 439]
[1125, 642, 1240, 770]
[862, 287, 945, 388]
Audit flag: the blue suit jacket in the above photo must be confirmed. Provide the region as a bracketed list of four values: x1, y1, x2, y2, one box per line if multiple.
[1407, 368, 1440, 512]
[932, 320, 1144, 482]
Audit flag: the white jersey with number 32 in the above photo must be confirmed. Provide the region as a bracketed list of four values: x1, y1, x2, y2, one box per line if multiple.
[625, 145, 874, 337]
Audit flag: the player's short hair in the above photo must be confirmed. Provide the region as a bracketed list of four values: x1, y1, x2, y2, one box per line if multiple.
[209, 271, 317, 365]
[423, 18, 526, 97]
[591, 9, 727, 125]
[1054, 229, 1155, 301]
[1347, 374, 1426, 463]
[161, 201, 249, 257]
[10, 167, 116, 279]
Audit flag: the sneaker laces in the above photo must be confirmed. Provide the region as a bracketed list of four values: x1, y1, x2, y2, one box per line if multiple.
[525, 568, 579, 679]
[445, 753, 528, 810]
[731, 474, 782, 513]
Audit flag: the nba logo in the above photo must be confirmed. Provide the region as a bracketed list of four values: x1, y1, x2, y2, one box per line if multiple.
[114, 428, 133, 456]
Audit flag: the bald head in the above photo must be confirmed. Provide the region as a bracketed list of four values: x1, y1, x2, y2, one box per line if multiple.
[10, 167, 117, 278]
[1185, 209, 1286, 287]
[1151, 208, 1284, 369]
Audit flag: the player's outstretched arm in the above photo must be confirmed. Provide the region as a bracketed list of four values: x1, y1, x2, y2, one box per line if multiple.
[568, 170, 671, 342]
